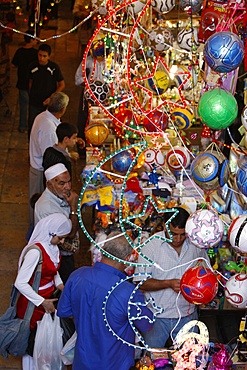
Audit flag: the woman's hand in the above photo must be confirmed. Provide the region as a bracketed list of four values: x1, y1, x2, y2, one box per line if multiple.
[57, 283, 64, 291]
[42, 298, 58, 313]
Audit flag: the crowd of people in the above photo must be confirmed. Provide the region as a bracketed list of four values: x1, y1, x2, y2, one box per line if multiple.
[3, 8, 211, 370]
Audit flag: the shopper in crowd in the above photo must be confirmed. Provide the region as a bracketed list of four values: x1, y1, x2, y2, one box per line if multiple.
[28, 43, 65, 136]
[43, 122, 85, 177]
[28, 92, 69, 236]
[15, 213, 72, 370]
[35, 163, 79, 283]
[57, 231, 154, 370]
[134, 206, 210, 348]
[11, 29, 38, 133]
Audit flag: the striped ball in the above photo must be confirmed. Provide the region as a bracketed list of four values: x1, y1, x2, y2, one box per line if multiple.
[228, 215, 247, 253]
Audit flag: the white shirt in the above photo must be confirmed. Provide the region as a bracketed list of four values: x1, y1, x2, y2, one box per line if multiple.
[29, 110, 60, 170]
[134, 231, 210, 318]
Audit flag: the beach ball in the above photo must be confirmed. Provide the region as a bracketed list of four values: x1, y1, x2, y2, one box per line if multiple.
[143, 148, 165, 171]
[228, 215, 247, 253]
[84, 80, 110, 104]
[166, 146, 190, 171]
[143, 110, 168, 132]
[203, 31, 244, 73]
[241, 105, 247, 130]
[180, 266, 218, 304]
[170, 106, 194, 130]
[185, 209, 224, 248]
[198, 88, 238, 130]
[236, 159, 247, 197]
[191, 151, 229, 191]
[146, 69, 170, 95]
[85, 121, 109, 146]
[151, 0, 176, 13]
[148, 26, 173, 52]
[173, 65, 198, 91]
[177, 27, 199, 51]
[179, 0, 203, 14]
[112, 150, 133, 174]
[225, 273, 247, 309]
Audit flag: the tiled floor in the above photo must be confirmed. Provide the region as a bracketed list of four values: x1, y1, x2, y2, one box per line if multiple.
[0, 2, 91, 368]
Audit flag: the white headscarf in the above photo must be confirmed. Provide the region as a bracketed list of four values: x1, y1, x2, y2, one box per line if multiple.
[19, 213, 72, 268]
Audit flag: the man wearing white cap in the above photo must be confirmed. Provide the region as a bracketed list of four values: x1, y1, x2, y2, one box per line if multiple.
[34, 163, 79, 282]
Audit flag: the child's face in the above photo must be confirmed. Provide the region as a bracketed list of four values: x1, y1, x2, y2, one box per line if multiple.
[67, 133, 78, 148]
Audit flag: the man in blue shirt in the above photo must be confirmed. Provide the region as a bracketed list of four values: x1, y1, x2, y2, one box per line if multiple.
[57, 231, 154, 370]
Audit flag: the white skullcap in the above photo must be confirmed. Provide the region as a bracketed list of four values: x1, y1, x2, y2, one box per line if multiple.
[45, 163, 68, 181]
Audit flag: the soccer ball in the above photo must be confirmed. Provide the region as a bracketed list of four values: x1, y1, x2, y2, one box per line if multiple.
[191, 150, 229, 191]
[151, 0, 176, 13]
[173, 65, 198, 91]
[180, 266, 218, 304]
[185, 209, 224, 248]
[225, 273, 247, 309]
[203, 31, 244, 74]
[236, 159, 247, 197]
[127, 0, 146, 14]
[170, 106, 194, 129]
[148, 26, 173, 52]
[143, 110, 168, 133]
[166, 146, 190, 171]
[228, 215, 247, 253]
[177, 27, 199, 52]
[143, 148, 165, 171]
[84, 80, 110, 105]
[241, 105, 247, 130]
[179, 0, 203, 14]
[198, 88, 238, 130]
[85, 121, 109, 146]
[112, 150, 133, 174]
[146, 69, 170, 95]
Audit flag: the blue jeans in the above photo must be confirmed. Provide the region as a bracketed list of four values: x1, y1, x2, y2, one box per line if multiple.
[142, 310, 198, 348]
[18, 89, 29, 131]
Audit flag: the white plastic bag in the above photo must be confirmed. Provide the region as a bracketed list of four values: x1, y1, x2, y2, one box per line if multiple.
[60, 331, 77, 365]
[33, 312, 65, 370]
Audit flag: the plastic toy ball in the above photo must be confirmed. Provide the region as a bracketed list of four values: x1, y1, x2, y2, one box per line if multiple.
[228, 215, 247, 253]
[146, 69, 170, 95]
[198, 88, 238, 130]
[191, 150, 229, 191]
[180, 266, 218, 304]
[170, 106, 194, 129]
[236, 159, 247, 197]
[148, 26, 173, 52]
[112, 150, 133, 174]
[203, 31, 244, 73]
[225, 273, 247, 309]
[151, 0, 176, 13]
[177, 27, 199, 51]
[185, 209, 224, 248]
[180, 0, 203, 14]
[241, 105, 247, 130]
[84, 80, 110, 104]
[143, 110, 168, 133]
[166, 146, 190, 171]
[85, 121, 109, 146]
[143, 148, 165, 171]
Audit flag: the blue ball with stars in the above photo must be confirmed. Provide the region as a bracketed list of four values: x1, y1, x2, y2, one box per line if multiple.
[112, 150, 133, 174]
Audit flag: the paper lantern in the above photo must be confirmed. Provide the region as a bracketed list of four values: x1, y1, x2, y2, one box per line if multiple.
[85, 121, 109, 146]
[191, 150, 229, 191]
[170, 106, 194, 129]
[166, 146, 190, 171]
[225, 273, 247, 309]
[198, 88, 238, 130]
[143, 148, 165, 171]
[148, 26, 173, 52]
[180, 266, 218, 304]
[84, 80, 110, 104]
[203, 31, 244, 73]
[185, 209, 224, 248]
[112, 150, 133, 174]
[228, 215, 247, 253]
[143, 110, 168, 132]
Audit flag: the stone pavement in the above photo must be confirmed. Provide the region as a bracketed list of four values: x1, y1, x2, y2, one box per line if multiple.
[0, 2, 92, 368]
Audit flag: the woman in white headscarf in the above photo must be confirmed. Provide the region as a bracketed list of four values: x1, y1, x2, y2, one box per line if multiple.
[14, 213, 71, 370]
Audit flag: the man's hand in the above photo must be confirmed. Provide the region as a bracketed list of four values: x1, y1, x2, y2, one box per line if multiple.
[63, 190, 79, 211]
[169, 279, 181, 293]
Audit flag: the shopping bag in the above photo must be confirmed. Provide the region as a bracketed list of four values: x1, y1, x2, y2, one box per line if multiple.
[60, 331, 77, 365]
[33, 311, 65, 370]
